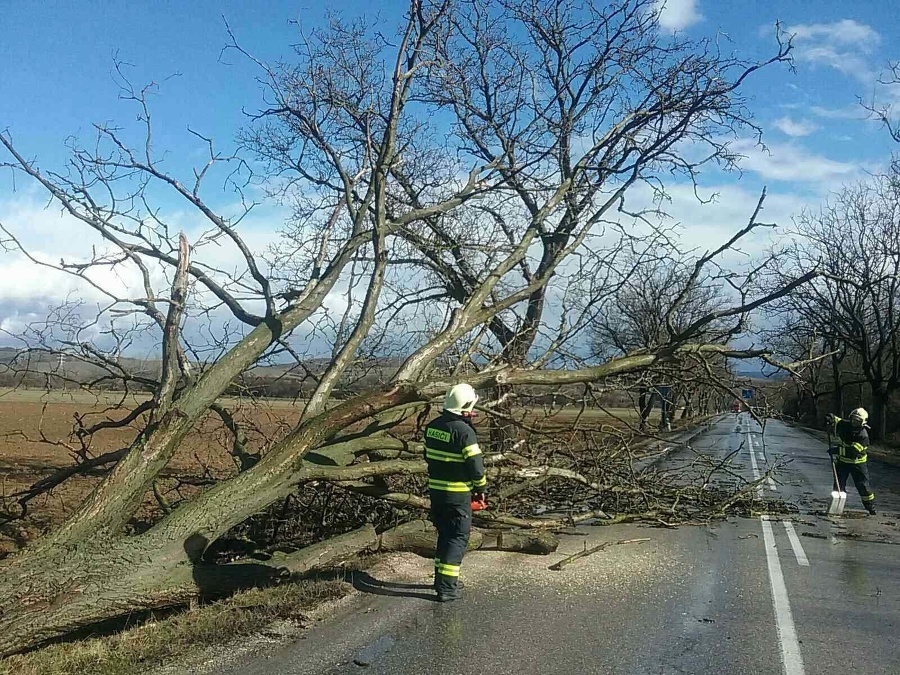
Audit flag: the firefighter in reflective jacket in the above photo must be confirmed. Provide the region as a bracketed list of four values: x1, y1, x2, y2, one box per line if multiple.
[423, 383, 487, 602]
[827, 408, 876, 515]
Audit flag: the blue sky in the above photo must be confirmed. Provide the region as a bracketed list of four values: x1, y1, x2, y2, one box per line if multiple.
[1, 0, 895, 186]
[0, 0, 898, 349]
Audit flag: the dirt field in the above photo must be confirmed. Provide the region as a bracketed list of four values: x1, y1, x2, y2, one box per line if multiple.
[0, 389, 309, 556]
[0, 388, 663, 556]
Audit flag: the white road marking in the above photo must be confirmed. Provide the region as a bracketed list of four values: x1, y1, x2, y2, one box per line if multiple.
[755, 450, 778, 490]
[747, 433, 764, 495]
[764, 465, 778, 491]
[747, 434, 778, 491]
[761, 517, 806, 674]
[782, 521, 810, 567]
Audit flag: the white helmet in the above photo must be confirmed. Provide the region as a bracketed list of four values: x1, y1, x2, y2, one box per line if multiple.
[850, 408, 869, 424]
[443, 383, 478, 415]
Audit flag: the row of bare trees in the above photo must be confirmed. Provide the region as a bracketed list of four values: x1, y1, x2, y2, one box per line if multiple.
[0, 0, 809, 656]
[766, 52, 900, 439]
[766, 167, 900, 439]
[591, 252, 736, 427]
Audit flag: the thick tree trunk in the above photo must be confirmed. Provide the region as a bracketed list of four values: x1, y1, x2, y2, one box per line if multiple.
[870, 388, 890, 441]
[377, 519, 558, 556]
[0, 389, 590, 658]
[831, 352, 844, 416]
[488, 383, 518, 454]
[0, 518, 384, 655]
[0, 537, 201, 656]
[808, 392, 819, 424]
[0, 344, 765, 656]
[679, 393, 692, 420]
[638, 389, 653, 430]
[0, 517, 557, 657]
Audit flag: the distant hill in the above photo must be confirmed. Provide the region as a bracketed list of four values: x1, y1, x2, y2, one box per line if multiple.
[730, 360, 789, 380]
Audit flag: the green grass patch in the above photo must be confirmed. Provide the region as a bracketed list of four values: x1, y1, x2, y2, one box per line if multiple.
[0, 576, 351, 675]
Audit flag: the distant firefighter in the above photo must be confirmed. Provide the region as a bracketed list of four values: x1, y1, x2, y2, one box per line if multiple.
[826, 408, 876, 515]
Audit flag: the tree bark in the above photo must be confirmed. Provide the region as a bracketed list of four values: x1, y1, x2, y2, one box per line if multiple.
[638, 388, 653, 430]
[376, 519, 558, 557]
[831, 350, 844, 416]
[870, 387, 890, 441]
[488, 383, 518, 454]
[0, 518, 557, 656]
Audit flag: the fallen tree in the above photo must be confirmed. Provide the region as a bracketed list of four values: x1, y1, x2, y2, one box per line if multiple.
[0, 0, 805, 656]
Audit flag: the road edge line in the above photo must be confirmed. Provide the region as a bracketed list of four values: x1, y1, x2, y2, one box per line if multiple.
[782, 521, 810, 567]
[761, 516, 806, 675]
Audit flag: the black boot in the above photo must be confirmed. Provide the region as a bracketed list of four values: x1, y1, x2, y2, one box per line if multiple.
[866, 505, 877, 515]
[434, 577, 462, 602]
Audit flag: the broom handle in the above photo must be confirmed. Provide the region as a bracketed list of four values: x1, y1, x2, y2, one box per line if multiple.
[827, 427, 841, 491]
[831, 456, 841, 492]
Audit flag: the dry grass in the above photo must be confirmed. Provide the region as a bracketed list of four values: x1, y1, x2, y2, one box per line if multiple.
[0, 576, 351, 675]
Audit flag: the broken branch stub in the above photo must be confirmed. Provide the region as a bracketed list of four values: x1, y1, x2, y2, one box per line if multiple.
[548, 538, 651, 571]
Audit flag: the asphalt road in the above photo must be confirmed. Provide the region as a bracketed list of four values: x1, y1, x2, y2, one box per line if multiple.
[217, 414, 900, 675]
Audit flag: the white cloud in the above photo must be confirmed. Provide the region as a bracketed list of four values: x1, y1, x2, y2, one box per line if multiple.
[773, 117, 818, 137]
[608, 180, 815, 271]
[807, 104, 868, 120]
[0, 190, 286, 311]
[787, 19, 880, 49]
[785, 19, 880, 83]
[653, 0, 702, 32]
[0, 190, 397, 355]
[0, 192, 126, 305]
[666, 184, 811, 257]
[728, 138, 862, 184]
[803, 48, 872, 81]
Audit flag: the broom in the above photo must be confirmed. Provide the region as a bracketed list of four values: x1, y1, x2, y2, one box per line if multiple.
[826, 425, 847, 515]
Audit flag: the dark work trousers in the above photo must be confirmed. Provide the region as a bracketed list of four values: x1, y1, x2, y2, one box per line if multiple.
[429, 492, 472, 598]
[835, 461, 875, 508]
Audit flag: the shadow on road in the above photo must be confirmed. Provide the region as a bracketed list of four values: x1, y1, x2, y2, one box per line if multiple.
[352, 571, 439, 602]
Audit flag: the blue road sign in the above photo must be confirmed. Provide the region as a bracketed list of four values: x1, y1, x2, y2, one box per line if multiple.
[655, 385, 672, 400]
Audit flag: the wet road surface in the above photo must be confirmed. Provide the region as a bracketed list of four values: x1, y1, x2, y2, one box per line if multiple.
[217, 414, 900, 675]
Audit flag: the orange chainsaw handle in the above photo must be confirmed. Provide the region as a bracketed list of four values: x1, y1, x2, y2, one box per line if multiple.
[471, 496, 488, 511]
